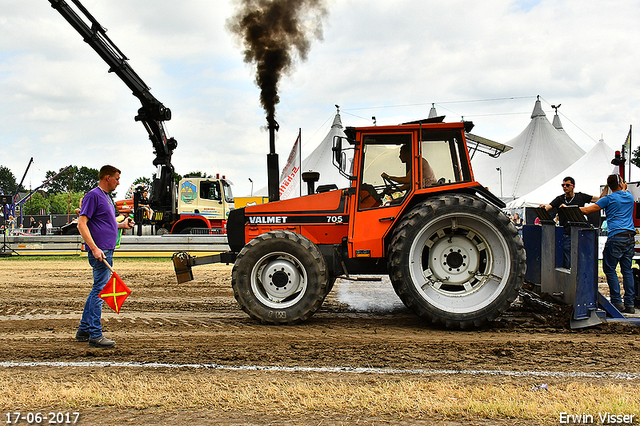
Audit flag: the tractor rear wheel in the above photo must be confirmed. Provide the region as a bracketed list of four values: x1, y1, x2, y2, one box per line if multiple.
[232, 230, 328, 324]
[388, 194, 525, 329]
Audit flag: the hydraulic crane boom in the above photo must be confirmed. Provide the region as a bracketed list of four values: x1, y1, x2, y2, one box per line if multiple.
[48, 0, 177, 223]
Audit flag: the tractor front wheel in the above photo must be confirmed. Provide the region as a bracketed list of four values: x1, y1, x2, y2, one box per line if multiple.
[232, 230, 328, 324]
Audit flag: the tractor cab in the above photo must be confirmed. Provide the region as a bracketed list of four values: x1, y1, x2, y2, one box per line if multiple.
[334, 122, 475, 210]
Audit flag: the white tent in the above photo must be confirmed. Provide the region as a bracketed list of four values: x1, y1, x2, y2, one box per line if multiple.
[471, 97, 585, 200]
[506, 138, 615, 208]
[552, 108, 579, 148]
[297, 111, 351, 194]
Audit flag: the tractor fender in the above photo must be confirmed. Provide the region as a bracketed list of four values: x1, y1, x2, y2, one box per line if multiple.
[383, 185, 505, 252]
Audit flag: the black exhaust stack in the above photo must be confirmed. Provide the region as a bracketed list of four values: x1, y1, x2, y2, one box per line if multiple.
[267, 120, 280, 202]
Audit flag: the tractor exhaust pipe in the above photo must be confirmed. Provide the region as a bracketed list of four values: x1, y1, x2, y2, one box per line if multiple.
[267, 120, 280, 202]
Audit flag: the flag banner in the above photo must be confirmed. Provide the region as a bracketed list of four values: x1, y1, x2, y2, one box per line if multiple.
[99, 270, 132, 314]
[279, 130, 301, 199]
[624, 126, 632, 157]
[624, 125, 632, 181]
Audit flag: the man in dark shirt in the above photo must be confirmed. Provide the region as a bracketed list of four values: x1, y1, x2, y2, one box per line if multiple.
[540, 176, 604, 268]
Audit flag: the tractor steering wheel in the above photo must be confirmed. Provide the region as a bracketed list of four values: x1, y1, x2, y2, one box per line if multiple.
[382, 175, 400, 195]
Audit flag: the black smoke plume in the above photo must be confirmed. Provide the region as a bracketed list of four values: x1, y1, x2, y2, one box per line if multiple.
[228, 0, 327, 127]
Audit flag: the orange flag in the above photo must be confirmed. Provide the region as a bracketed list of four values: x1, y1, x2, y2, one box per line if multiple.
[98, 260, 132, 313]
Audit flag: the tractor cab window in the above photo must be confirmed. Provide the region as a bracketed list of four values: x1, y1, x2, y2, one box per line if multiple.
[420, 129, 471, 185]
[200, 181, 221, 201]
[359, 133, 412, 209]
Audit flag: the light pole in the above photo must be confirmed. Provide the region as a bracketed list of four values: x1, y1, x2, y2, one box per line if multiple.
[248, 178, 253, 197]
[496, 167, 503, 198]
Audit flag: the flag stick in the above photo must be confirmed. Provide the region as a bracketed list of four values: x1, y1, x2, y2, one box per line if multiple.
[101, 257, 115, 273]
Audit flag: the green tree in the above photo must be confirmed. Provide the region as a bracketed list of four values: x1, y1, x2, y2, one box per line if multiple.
[631, 146, 640, 170]
[23, 191, 49, 215]
[44, 166, 99, 194]
[48, 191, 84, 215]
[183, 171, 212, 178]
[0, 165, 17, 195]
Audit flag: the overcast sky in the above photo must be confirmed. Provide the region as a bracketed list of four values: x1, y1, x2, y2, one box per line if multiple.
[2, 0, 639, 198]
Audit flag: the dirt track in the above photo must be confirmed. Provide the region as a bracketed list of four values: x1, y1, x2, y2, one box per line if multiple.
[1, 257, 639, 425]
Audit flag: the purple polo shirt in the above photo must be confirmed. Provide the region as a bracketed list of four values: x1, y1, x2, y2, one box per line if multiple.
[80, 187, 118, 250]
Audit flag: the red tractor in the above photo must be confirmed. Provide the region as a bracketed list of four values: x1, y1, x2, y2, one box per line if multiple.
[175, 119, 526, 329]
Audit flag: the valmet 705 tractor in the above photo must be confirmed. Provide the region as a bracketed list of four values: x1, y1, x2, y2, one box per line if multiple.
[175, 120, 527, 329]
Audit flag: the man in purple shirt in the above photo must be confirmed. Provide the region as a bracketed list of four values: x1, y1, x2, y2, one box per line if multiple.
[75, 165, 134, 348]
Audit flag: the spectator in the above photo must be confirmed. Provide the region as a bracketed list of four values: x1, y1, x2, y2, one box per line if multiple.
[512, 213, 524, 236]
[581, 174, 635, 314]
[539, 176, 604, 268]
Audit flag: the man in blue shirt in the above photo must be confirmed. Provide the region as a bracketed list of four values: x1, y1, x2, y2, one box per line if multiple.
[581, 174, 636, 314]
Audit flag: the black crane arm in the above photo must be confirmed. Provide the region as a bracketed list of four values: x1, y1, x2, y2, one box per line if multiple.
[48, 0, 177, 218]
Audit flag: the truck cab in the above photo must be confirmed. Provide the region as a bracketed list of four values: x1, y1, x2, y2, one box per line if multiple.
[173, 176, 234, 234]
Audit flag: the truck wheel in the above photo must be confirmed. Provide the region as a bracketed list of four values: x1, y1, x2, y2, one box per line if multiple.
[232, 230, 328, 324]
[388, 194, 525, 329]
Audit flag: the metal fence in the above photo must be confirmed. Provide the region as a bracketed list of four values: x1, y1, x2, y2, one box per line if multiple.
[1, 234, 229, 257]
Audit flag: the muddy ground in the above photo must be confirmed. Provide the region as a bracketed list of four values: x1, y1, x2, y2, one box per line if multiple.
[1, 257, 639, 425]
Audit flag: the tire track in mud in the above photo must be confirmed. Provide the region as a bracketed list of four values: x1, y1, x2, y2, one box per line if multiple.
[2, 360, 640, 381]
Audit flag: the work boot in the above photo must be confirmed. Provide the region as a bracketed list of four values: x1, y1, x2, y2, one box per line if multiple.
[613, 303, 625, 312]
[624, 306, 636, 314]
[88, 336, 116, 348]
[75, 329, 90, 342]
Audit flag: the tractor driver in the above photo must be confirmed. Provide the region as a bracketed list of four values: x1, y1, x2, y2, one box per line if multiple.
[381, 143, 436, 193]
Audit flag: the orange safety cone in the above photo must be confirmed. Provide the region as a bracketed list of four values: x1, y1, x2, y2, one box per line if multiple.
[98, 259, 132, 314]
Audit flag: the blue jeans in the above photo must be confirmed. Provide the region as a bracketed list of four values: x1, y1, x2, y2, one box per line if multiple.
[562, 233, 572, 268]
[78, 250, 113, 339]
[602, 234, 635, 306]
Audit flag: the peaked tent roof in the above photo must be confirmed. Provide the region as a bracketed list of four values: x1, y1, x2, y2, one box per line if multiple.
[471, 97, 585, 200]
[552, 109, 581, 149]
[299, 111, 350, 192]
[506, 138, 615, 208]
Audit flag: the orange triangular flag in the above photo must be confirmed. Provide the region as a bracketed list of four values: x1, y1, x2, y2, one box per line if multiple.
[99, 270, 132, 313]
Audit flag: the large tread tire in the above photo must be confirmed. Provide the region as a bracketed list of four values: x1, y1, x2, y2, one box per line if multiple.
[232, 230, 328, 324]
[388, 194, 525, 329]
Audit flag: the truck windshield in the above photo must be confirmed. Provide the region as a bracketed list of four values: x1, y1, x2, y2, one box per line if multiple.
[200, 181, 221, 201]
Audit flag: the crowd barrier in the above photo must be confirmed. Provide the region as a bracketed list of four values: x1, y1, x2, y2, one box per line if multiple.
[1, 234, 229, 257]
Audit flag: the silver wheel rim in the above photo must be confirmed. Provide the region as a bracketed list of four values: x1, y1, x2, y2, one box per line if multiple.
[408, 212, 511, 314]
[250, 251, 308, 309]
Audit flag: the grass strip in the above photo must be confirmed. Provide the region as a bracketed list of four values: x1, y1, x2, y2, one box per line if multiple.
[0, 369, 638, 423]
